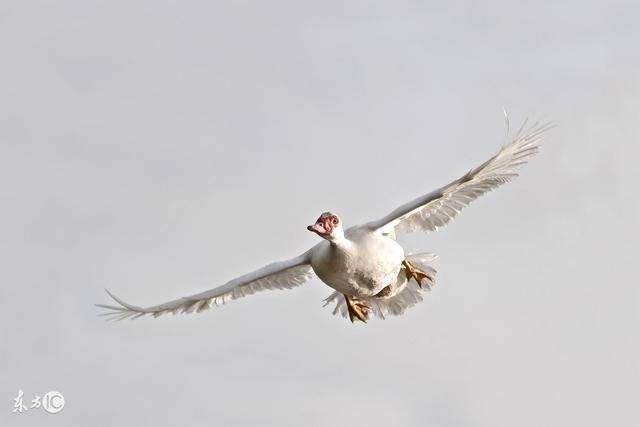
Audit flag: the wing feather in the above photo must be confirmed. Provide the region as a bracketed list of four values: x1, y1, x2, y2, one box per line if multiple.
[96, 253, 314, 320]
[367, 120, 552, 234]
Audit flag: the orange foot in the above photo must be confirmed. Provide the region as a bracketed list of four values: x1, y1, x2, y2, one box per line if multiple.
[344, 295, 371, 323]
[402, 259, 435, 289]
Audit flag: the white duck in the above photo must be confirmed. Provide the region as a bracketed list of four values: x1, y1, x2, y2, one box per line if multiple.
[98, 120, 550, 323]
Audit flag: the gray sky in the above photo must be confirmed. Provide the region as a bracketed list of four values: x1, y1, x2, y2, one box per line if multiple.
[1, 1, 638, 426]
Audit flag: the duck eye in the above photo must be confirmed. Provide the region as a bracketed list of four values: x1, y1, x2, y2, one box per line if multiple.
[332, 218, 338, 225]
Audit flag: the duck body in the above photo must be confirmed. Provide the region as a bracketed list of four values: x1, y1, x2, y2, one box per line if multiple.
[309, 226, 405, 298]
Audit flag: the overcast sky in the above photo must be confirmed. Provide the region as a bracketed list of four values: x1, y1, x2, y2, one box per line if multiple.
[1, 1, 639, 426]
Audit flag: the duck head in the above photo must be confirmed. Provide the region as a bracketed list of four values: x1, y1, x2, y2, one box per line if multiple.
[307, 212, 344, 242]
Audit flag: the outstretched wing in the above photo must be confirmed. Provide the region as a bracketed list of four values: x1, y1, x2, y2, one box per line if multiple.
[366, 119, 552, 234]
[96, 253, 314, 320]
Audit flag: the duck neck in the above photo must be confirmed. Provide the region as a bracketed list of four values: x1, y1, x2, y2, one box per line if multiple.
[328, 234, 349, 248]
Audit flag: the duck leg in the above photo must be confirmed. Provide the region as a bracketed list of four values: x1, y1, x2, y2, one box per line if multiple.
[402, 259, 435, 289]
[344, 294, 370, 323]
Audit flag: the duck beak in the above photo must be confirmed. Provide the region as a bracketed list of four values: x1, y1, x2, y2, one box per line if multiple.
[307, 223, 327, 235]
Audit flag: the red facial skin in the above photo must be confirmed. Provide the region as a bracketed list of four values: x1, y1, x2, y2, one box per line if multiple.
[307, 214, 339, 236]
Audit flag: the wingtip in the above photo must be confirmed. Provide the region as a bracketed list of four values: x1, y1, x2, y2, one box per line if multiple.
[95, 303, 126, 311]
[502, 107, 510, 138]
[103, 288, 133, 310]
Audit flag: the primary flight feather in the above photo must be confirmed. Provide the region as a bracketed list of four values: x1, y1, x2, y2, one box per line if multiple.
[97, 118, 551, 323]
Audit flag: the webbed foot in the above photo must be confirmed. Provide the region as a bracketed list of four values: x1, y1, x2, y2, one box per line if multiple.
[344, 294, 371, 323]
[402, 259, 435, 289]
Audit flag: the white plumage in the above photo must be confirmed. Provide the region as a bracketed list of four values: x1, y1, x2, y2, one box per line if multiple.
[98, 257, 314, 321]
[97, 119, 551, 323]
